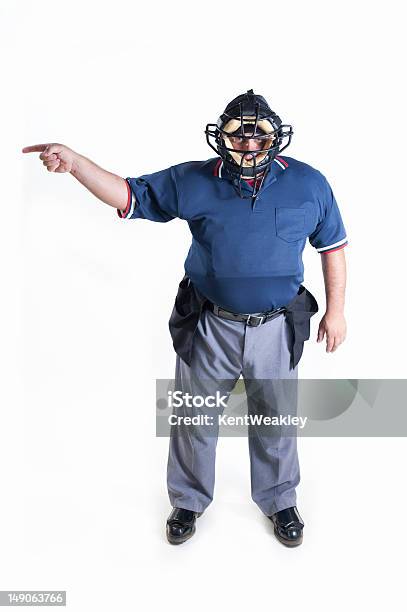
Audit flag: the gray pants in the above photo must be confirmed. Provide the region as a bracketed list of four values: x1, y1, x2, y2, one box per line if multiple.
[166, 307, 299, 516]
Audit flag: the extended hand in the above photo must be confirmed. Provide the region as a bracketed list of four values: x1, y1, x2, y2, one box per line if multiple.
[22, 143, 75, 173]
[317, 312, 347, 352]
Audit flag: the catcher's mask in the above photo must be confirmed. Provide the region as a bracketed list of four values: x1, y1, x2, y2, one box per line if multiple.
[205, 89, 293, 199]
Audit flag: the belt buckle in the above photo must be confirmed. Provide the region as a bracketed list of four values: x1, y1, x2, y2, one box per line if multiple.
[246, 314, 264, 327]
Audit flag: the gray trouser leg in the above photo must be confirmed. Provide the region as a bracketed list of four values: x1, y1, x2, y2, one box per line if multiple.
[166, 308, 300, 515]
[242, 315, 299, 516]
[166, 310, 242, 513]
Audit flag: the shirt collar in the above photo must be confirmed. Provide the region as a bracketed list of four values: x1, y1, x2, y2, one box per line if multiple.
[212, 155, 289, 193]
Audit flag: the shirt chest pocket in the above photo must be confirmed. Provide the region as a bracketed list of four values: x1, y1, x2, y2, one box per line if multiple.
[275, 207, 308, 242]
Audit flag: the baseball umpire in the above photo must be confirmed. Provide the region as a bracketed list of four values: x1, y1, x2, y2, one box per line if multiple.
[22, 89, 348, 547]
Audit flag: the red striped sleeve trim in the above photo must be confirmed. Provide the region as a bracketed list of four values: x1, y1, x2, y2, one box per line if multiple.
[319, 242, 348, 254]
[117, 179, 131, 218]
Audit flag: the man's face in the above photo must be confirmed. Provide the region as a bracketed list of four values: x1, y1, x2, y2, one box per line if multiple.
[228, 131, 267, 161]
[223, 120, 276, 168]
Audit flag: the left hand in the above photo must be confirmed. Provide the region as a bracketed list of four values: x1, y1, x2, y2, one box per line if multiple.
[317, 311, 347, 352]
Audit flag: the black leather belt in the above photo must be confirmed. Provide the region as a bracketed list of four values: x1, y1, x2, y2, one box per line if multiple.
[169, 274, 319, 370]
[207, 302, 287, 327]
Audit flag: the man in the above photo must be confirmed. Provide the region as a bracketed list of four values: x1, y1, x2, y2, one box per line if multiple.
[22, 89, 348, 548]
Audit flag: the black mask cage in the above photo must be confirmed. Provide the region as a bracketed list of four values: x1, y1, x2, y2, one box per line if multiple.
[205, 89, 294, 199]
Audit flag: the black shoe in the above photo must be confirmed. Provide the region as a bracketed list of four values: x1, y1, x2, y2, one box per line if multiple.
[166, 507, 201, 545]
[269, 506, 304, 547]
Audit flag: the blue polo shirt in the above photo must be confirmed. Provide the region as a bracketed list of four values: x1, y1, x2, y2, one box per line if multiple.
[117, 155, 348, 313]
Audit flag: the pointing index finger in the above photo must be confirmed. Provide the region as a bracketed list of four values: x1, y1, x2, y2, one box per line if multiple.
[22, 144, 48, 154]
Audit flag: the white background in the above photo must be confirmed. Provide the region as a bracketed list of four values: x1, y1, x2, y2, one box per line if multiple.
[2, 0, 407, 610]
